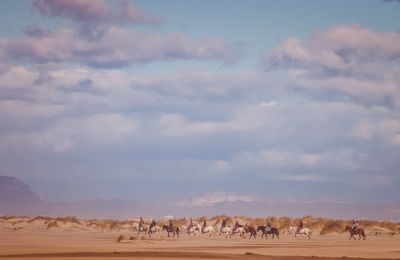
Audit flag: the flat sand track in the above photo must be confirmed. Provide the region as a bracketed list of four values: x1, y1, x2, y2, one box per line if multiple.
[1, 228, 399, 260]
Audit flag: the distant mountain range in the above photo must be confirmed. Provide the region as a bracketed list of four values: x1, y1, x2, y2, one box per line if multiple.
[1, 176, 399, 221]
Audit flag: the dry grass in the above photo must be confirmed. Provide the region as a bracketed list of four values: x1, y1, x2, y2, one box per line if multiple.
[56, 216, 80, 224]
[1, 215, 399, 235]
[320, 220, 346, 235]
[116, 234, 124, 242]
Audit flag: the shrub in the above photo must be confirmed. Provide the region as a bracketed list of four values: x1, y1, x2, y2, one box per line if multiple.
[117, 235, 124, 242]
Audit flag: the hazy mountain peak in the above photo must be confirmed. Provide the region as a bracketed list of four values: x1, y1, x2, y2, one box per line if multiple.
[0, 176, 40, 202]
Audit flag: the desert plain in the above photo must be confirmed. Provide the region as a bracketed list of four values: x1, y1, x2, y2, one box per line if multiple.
[0, 216, 399, 260]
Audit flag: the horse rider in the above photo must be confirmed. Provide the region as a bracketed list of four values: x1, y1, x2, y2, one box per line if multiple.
[297, 220, 303, 233]
[265, 221, 271, 232]
[233, 220, 241, 233]
[149, 218, 156, 230]
[220, 218, 227, 233]
[352, 220, 359, 232]
[169, 218, 173, 231]
[202, 219, 207, 233]
[188, 217, 194, 230]
[138, 217, 144, 234]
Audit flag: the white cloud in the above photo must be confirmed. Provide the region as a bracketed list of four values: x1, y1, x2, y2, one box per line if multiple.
[1, 26, 238, 68]
[262, 24, 400, 107]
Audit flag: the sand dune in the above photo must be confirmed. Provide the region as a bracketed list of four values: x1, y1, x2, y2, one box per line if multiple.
[3, 215, 398, 235]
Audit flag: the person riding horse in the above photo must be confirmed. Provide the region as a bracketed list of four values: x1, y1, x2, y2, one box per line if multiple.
[169, 218, 173, 231]
[188, 217, 194, 230]
[352, 220, 359, 232]
[220, 218, 227, 233]
[138, 217, 144, 235]
[149, 219, 156, 230]
[233, 221, 243, 233]
[265, 221, 271, 232]
[202, 219, 207, 233]
[297, 220, 303, 233]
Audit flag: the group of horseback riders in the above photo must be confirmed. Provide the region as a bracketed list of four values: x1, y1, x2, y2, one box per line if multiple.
[137, 217, 361, 236]
[187, 217, 207, 232]
[137, 217, 157, 234]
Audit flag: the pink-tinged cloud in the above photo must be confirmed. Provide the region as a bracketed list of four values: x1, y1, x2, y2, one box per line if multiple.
[32, 0, 163, 25]
[32, 0, 112, 22]
[0, 26, 238, 67]
[120, 0, 163, 25]
[261, 25, 400, 107]
[263, 25, 400, 71]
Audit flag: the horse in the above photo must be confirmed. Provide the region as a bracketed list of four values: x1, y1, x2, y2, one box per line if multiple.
[345, 225, 366, 240]
[218, 226, 232, 238]
[231, 227, 246, 239]
[184, 227, 197, 236]
[201, 225, 217, 238]
[131, 223, 139, 232]
[243, 225, 257, 239]
[292, 226, 312, 239]
[148, 225, 160, 237]
[132, 223, 149, 236]
[162, 225, 180, 238]
[257, 226, 279, 239]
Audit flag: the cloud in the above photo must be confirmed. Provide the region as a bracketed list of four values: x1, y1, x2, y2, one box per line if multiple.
[0, 113, 139, 152]
[32, 0, 163, 25]
[1, 62, 399, 202]
[119, 0, 163, 25]
[0, 26, 238, 68]
[263, 25, 400, 71]
[261, 25, 400, 108]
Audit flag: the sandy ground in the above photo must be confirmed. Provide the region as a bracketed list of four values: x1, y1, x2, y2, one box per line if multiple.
[0, 227, 399, 260]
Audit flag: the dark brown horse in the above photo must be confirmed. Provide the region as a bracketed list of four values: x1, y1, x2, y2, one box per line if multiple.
[257, 226, 279, 239]
[162, 225, 180, 238]
[345, 225, 366, 240]
[243, 225, 257, 239]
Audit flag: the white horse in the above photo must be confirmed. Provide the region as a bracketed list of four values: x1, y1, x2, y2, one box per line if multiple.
[231, 227, 246, 239]
[288, 226, 312, 239]
[218, 226, 232, 238]
[149, 225, 161, 233]
[201, 225, 216, 237]
[181, 225, 199, 236]
[132, 223, 149, 235]
[131, 223, 139, 231]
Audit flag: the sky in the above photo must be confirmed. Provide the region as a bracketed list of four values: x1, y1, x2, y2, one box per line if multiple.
[0, 0, 400, 205]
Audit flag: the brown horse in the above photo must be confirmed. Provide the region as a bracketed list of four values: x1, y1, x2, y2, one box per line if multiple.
[345, 225, 366, 240]
[243, 225, 257, 239]
[257, 226, 279, 239]
[162, 225, 180, 238]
